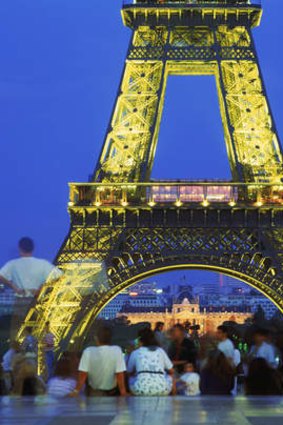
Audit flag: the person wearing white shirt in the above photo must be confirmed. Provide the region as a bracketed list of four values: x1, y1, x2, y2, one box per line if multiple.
[1, 340, 21, 392]
[69, 326, 127, 397]
[127, 328, 174, 396]
[248, 328, 277, 369]
[178, 362, 200, 396]
[0, 237, 62, 336]
[216, 325, 235, 364]
[0, 237, 61, 297]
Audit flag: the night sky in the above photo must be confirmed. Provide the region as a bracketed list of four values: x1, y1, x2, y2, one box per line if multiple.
[0, 1, 282, 289]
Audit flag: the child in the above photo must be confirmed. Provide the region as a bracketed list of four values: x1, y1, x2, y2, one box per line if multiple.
[47, 358, 76, 398]
[178, 362, 200, 396]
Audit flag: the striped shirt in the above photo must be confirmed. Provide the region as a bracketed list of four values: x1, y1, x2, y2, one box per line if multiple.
[47, 377, 76, 398]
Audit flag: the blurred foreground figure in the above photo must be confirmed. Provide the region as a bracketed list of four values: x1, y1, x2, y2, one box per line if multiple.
[216, 325, 235, 365]
[168, 324, 198, 374]
[127, 328, 174, 396]
[1, 340, 21, 392]
[248, 328, 277, 369]
[200, 350, 235, 395]
[69, 326, 127, 397]
[245, 358, 283, 396]
[0, 237, 61, 335]
[43, 321, 55, 381]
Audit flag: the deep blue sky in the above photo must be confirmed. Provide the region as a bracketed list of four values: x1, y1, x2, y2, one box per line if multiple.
[0, 0, 283, 272]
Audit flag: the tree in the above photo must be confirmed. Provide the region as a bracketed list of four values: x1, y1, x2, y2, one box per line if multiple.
[253, 305, 265, 324]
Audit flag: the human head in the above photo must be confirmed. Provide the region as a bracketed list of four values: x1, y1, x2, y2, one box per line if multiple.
[205, 349, 234, 379]
[19, 237, 34, 257]
[171, 324, 186, 342]
[253, 328, 269, 346]
[154, 322, 164, 332]
[248, 357, 270, 376]
[138, 328, 159, 348]
[96, 326, 112, 346]
[216, 325, 229, 342]
[184, 362, 195, 373]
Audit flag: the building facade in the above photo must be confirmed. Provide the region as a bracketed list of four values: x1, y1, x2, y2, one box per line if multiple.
[118, 298, 252, 334]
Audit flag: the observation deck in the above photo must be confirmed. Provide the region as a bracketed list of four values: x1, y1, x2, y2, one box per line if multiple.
[122, 1, 262, 29]
[69, 181, 283, 210]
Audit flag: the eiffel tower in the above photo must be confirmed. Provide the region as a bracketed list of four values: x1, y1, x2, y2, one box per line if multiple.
[21, 0, 283, 364]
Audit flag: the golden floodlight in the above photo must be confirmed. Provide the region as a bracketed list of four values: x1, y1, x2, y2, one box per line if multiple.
[202, 199, 210, 207]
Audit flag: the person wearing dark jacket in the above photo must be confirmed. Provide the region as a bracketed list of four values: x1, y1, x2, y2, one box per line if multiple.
[245, 358, 283, 396]
[200, 350, 235, 395]
[169, 324, 197, 374]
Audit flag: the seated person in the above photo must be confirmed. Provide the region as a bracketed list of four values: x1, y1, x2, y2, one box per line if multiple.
[248, 328, 277, 369]
[245, 358, 283, 396]
[200, 350, 235, 396]
[127, 328, 174, 396]
[69, 326, 127, 397]
[13, 360, 45, 396]
[48, 358, 77, 398]
[177, 362, 200, 396]
[168, 324, 197, 374]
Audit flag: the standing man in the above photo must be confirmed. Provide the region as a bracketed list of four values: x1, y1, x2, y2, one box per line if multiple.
[22, 327, 38, 366]
[216, 325, 235, 365]
[154, 321, 168, 352]
[0, 237, 61, 334]
[248, 328, 277, 369]
[168, 324, 198, 374]
[43, 321, 55, 381]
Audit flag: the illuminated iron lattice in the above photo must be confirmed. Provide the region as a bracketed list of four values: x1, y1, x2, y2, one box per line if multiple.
[19, 1, 283, 367]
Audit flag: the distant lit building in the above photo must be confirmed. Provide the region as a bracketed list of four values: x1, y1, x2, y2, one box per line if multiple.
[98, 292, 129, 320]
[0, 284, 14, 316]
[98, 281, 168, 319]
[118, 298, 251, 334]
[98, 278, 279, 321]
[200, 293, 277, 319]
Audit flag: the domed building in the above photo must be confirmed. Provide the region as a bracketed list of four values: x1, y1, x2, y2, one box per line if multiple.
[118, 296, 251, 334]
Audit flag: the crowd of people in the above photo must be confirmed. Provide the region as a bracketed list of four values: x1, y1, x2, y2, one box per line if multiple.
[1, 322, 282, 399]
[0, 237, 282, 398]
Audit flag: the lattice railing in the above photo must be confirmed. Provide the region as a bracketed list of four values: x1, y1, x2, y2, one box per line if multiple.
[69, 182, 283, 208]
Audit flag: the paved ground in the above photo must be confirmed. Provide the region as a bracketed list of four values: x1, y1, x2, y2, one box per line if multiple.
[1, 396, 283, 425]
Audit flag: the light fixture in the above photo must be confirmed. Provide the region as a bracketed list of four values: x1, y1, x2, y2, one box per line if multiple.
[229, 200, 236, 207]
[202, 199, 209, 207]
[121, 200, 128, 207]
[148, 201, 156, 207]
[175, 200, 182, 207]
[95, 201, 102, 207]
[68, 202, 74, 207]
[255, 200, 263, 207]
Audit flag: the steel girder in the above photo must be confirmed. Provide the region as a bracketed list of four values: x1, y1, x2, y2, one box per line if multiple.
[94, 25, 283, 183]
[21, 206, 283, 359]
